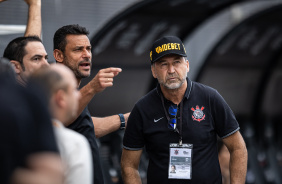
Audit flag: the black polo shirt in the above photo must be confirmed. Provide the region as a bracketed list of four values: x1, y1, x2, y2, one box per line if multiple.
[123, 77, 239, 184]
[67, 107, 104, 184]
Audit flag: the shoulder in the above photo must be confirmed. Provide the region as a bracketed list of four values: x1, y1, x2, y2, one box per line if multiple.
[56, 127, 89, 147]
[192, 81, 217, 93]
[135, 88, 159, 107]
[68, 106, 93, 129]
[65, 128, 88, 143]
[190, 81, 220, 98]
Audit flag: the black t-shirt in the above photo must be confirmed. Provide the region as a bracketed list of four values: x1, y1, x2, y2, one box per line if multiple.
[0, 77, 58, 184]
[123, 78, 239, 184]
[67, 107, 104, 184]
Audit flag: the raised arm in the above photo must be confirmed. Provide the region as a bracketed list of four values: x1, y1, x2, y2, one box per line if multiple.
[121, 148, 143, 184]
[24, 0, 42, 37]
[222, 131, 248, 184]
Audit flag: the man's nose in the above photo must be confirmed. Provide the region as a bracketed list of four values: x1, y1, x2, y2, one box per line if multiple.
[82, 49, 91, 58]
[167, 64, 175, 73]
[42, 58, 50, 66]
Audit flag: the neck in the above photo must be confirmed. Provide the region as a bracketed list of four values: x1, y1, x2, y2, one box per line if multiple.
[16, 75, 26, 87]
[76, 78, 81, 87]
[52, 119, 63, 127]
[160, 81, 187, 105]
[50, 105, 66, 126]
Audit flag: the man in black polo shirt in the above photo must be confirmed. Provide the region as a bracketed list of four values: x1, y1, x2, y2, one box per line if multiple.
[53, 24, 129, 184]
[121, 36, 248, 184]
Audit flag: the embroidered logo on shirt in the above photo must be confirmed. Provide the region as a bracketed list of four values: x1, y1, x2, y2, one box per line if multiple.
[154, 117, 164, 122]
[191, 105, 205, 122]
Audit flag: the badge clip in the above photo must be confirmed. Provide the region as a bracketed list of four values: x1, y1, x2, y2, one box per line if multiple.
[179, 139, 182, 146]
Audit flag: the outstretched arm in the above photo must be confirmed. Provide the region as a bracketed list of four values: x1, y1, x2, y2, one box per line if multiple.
[65, 68, 124, 129]
[78, 67, 122, 116]
[92, 112, 130, 138]
[24, 0, 42, 37]
[222, 131, 248, 184]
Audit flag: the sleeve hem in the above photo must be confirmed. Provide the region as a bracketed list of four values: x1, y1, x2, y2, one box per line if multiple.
[123, 145, 143, 151]
[221, 127, 240, 139]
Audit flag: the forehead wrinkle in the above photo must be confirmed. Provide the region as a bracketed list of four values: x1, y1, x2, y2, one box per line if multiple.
[66, 35, 90, 45]
[25, 42, 47, 55]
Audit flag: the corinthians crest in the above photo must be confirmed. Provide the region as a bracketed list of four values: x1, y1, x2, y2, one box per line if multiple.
[191, 105, 205, 122]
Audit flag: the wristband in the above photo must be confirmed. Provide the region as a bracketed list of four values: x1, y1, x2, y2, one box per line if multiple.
[118, 114, 125, 130]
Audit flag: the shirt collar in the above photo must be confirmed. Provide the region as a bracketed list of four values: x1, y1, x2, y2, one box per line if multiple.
[52, 119, 64, 128]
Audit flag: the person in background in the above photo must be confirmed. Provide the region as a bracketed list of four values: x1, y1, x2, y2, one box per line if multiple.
[53, 24, 130, 184]
[3, 36, 49, 86]
[1, 1, 63, 183]
[0, 58, 63, 184]
[1, 0, 46, 86]
[29, 64, 93, 184]
[121, 36, 248, 184]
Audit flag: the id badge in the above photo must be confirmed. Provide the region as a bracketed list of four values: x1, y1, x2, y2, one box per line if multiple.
[168, 143, 193, 179]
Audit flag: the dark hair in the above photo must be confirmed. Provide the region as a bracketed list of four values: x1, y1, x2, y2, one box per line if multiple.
[0, 57, 16, 80]
[53, 24, 89, 53]
[3, 36, 42, 67]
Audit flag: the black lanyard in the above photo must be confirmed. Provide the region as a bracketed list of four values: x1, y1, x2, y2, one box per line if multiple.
[160, 93, 183, 146]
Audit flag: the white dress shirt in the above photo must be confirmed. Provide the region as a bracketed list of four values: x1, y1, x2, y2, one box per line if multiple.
[53, 119, 93, 184]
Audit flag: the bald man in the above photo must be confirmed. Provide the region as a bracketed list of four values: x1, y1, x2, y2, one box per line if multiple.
[29, 64, 93, 184]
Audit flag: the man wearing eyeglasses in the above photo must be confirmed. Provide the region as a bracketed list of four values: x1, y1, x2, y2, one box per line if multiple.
[121, 36, 248, 184]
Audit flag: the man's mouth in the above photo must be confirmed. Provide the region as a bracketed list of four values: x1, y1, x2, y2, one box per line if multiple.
[167, 77, 177, 81]
[79, 62, 91, 69]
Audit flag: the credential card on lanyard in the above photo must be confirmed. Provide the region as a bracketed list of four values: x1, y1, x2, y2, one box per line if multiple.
[168, 143, 193, 179]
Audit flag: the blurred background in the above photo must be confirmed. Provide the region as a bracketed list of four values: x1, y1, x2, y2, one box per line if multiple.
[1, 0, 282, 183]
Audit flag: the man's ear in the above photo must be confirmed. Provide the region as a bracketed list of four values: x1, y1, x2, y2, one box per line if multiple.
[53, 49, 64, 63]
[54, 89, 67, 108]
[151, 64, 157, 78]
[10, 60, 23, 74]
[187, 60, 190, 73]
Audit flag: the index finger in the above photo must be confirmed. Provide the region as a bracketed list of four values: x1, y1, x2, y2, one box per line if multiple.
[101, 67, 122, 73]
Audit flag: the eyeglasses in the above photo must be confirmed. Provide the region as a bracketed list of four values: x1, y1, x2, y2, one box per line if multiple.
[168, 105, 177, 130]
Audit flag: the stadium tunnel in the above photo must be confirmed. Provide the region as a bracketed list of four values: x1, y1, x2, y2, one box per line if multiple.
[197, 4, 282, 183]
[81, 0, 282, 183]
[85, 0, 251, 116]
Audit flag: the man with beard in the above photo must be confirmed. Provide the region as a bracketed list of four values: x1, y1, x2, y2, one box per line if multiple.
[53, 24, 129, 184]
[2, 0, 48, 86]
[121, 36, 248, 184]
[3, 36, 49, 86]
